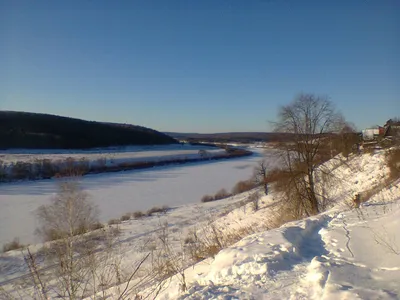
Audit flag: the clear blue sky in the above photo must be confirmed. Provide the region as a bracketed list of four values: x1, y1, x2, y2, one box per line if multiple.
[1, 0, 399, 133]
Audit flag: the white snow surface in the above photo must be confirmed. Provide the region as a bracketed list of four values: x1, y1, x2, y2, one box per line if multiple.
[140, 150, 400, 299]
[158, 203, 400, 300]
[1, 149, 400, 300]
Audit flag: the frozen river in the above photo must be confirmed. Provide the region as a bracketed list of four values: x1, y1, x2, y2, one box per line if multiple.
[0, 148, 276, 247]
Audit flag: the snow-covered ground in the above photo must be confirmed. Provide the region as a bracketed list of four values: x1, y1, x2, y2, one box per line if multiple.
[1, 149, 399, 299]
[0, 149, 270, 248]
[153, 199, 399, 299]
[0, 190, 256, 287]
[143, 150, 400, 300]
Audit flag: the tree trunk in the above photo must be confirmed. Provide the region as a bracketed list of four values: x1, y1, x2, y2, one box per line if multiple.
[308, 170, 319, 215]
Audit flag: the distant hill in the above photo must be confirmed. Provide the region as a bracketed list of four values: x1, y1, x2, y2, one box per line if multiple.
[165, 132, 295, 143]
[0, 111, 178, 149]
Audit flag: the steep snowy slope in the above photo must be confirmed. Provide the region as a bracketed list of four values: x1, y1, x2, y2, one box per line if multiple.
[143, 150, 400, 299]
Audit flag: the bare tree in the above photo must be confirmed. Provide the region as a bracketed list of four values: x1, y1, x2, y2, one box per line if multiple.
[253, 159, 276, 195]
[33, 181, 101, 299]
[332, 121, 360, 159]
[273, 93, 347, 216]
[254, 160, 268, 186]
[2, 180, 154, 300]
[36, 181, 99, 241]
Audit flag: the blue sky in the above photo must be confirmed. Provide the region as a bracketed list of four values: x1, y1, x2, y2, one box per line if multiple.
[1, 0, 399, 133]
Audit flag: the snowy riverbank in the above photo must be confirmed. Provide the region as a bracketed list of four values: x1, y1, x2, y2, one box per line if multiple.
[0, 144, 253, 182]
[1, 149, 399, 299]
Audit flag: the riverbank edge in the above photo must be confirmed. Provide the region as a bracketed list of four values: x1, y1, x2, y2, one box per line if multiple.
[0, 148, 254, 183]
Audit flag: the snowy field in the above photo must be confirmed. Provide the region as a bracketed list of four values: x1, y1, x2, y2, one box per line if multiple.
[1, 149, 399, 299]
[0, 149, 272, 248]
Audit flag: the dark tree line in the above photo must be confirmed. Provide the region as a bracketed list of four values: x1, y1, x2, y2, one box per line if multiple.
[0, 111, 177, 149]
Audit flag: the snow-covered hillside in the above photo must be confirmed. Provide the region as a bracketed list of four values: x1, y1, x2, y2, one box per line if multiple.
[139, 150, 400, 299]
[152, 200, 399, 299]
[1, 149, 399, 299]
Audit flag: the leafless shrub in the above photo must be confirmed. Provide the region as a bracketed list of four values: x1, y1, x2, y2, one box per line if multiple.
[184, 228, 220, 262]
[201, 195, 215, 203]
[78, 157, 90, 174]
[56, 157, 90, 178]
[89, 222, 105, 231]
[0, 159, 6, 181]
[201, 188, 232, 203]
[20, 229, 147, 299]
[386, 148, 400, 180]
[2, 237, 25, 253]
[331, 123, 360, 159]
[33, 159, 56, 180]
[132, 211, 145, 219]
[185, 223, 261, 263]
[96, 157, 107, 170]
[266, 200, 300, 229]
[232, 180, 256, 195]
[11, 162, 33, 180]
[214, 188, 231, 200]
[42, 159, 55, 178]
[261, 168, 294, 202]
[148, 222, 188, 293]
[249, 192, 260, 211]
[108, 218, 122, 225]
[147, 205, 169, 216]
[58, 157, 78, 177]
[120, 213, 131, 222]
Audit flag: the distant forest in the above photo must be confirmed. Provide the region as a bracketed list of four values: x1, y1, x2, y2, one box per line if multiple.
[0, 111, 178, 149]
[165, 132, 296, 144]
